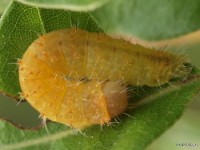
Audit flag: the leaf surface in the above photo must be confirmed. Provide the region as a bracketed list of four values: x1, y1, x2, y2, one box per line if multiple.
[17, 0, 200, 40]
[17, 0, 109, 11]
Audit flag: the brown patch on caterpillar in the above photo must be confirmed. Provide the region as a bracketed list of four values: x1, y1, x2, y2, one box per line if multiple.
[18, 28, 189, 129]
[102, 81, 128, 119]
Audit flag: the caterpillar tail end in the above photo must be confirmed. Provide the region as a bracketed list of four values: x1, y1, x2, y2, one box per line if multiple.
[102, 81, 128, 119]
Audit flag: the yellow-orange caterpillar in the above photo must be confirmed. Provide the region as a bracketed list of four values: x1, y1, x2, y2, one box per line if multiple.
[18, 29, 188, 129]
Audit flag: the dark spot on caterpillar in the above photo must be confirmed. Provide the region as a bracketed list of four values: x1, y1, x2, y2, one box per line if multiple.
[80, 77, 90, 83]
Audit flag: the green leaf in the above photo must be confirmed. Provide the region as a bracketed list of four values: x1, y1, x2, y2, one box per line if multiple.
[16, 0, 200, 41]
[0, 0, 102, 96]
[17, 0, 109, 11]
[91, 0, 200, 40]
[0, 74, 200, 150]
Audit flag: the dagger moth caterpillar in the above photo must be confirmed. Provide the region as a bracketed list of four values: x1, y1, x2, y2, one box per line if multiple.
[18, 28, 188, 129]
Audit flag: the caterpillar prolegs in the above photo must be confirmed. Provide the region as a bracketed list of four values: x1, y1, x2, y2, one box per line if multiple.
[18, 29, 188, 129]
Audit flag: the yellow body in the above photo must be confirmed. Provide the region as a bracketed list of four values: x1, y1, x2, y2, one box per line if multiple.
[19, 29, 187, 129]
